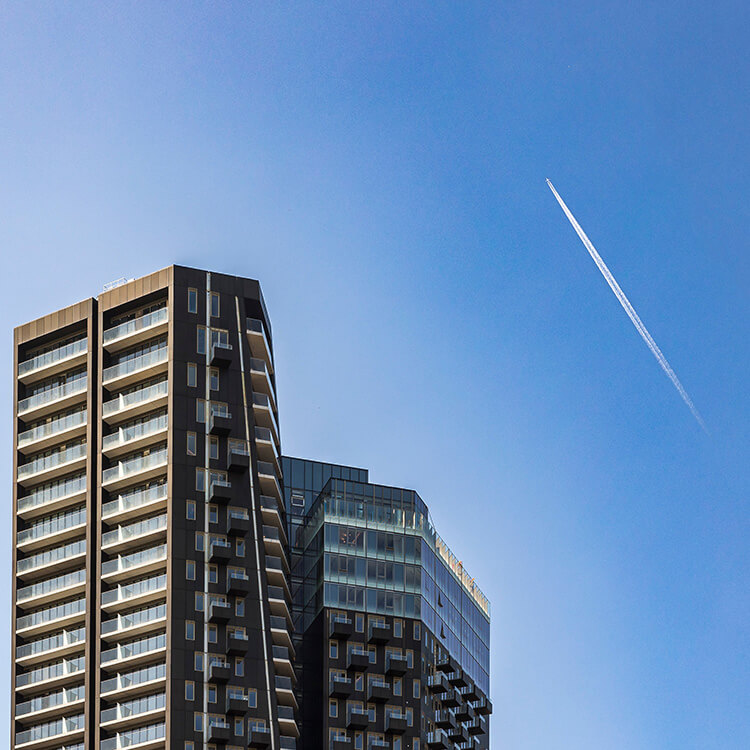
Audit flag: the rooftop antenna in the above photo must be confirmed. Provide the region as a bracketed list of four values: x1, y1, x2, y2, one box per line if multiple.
[102, 277, 132, 292]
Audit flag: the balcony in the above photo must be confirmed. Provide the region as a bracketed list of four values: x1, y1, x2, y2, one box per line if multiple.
[455, 703, 475, 723]
[461, 682, 480, 702]
[102, 348, 168, 389]
[100, 663, 167, 700]
[16, 626, 85, 667]
[208, 599, 232, 624]
[102, 414, 168, 458]
[227, 509, 250, 536]
[101, 574, 167, 612]
[267, 585, 292, 623]
[272, 645, 295, 680]
[262, 523, 287, 560]
[100, 633, 166, 668]
[15, 712, 85, 749]
[249, 357, 276, 410]
[15, 656, 85, 694]
[101, 484, 168, 524]
[368, 621, 391, 645]
[208, 660, 231, 683]
[100, 692, 166, 730]
[385, 713, 407, 734]
[472, 697, 492, 716]
[17, 508, 86, 553]
[207, 722, 231, 744]
[367, 679, 391, 703]
[264, 556, 290, 599]
[368, 741, 390, 750]
[278, 705, 299, 738]
[347, 649, 370, 672]
[248, 727, 272, 748]
[99, 721, 165, 750]
[100, 603, 166, 640]
[226, 688, 250, 714]
[385, 653, 408, 676]
[103, 380, 168, 424]
[103, 308, 168, 352]
[252, 392, 279, 447]
[260, 493, 282, 523]
[17, 474, 86, 520]
[102, 449, 167, 491]
[331, 739, 352, 750]
[435, 710, 456, 730]
[209, 479, 232, 504]
[18, 338, 87, 385]
[15, 684, 85, 721]
[210, 340, 233, 368]
[279, 736, 297, 750]
[270, 615, 294, 652]
[209, 539, 233, 564]
[274, 675, 297, 709]
[16, 597, 86, 638]
[329, 675, 353, 699]
[16, 568, 86, 610]
[442, 688, 461, 709]
[447, 724, 469, 744]
[102, 514, 167, 554]
[254, 426, 281, 475]
[257, 461, 282, 502]
[245, 318, 274, 372]
[17, 410, 87, 454]
[101, 544, 167, 582]
[466, 715, 487, 736]
[17, 444, 88, 488]
[346, 707, 369, 730]
[227, 444, 250, 473]
[18, 377, 87, 421]
[436, 655, 456, 675]
[329, 615, 353, 640]
[209, 411, 232, 436]
[226, 571, 250, 596]
[426, 731, 452, 749]
[448, 669, 468, 688]
[226, 631, 249, 656]
[428, 673, 451, 695]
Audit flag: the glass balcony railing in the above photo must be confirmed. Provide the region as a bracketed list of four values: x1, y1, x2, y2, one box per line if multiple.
[102, 544, 167, 577]
[101, 574, 167, 606]
[16, 656, 85, 688]
[100, 633, 166, 665]
[102, 347, 168, 384]
[16, 684, 85, 717]
[16, 538, 85, 575]
[18, 442, 87, 481]
[17, 568, 85, 604]
[100, 662, 166, 695]
[102, 514, 167, 548]
[16, 627, 85, 661]
[18, 377, 87, 415]
[102, 484, 167, 519]
[17, 506, 86, 546]
[252, 393, 279, 436]
[18, 338, 87, 378]
[18, 474, 86, 514]
[16, 597, 86, 631]
[100, 691, 166, 724]
[103, 308, 168, 345]
[103, 414, 168, 451]
[103, 380, 168, 418]
[102, 448, 167, 485]
[15, 712, 85, 745]
[101, 603, 166, 636]
[18, 410, 87, 449]
[99, 721, 165, 750]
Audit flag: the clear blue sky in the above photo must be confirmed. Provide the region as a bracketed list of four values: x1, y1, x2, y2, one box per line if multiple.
[1, 3, 748, 748]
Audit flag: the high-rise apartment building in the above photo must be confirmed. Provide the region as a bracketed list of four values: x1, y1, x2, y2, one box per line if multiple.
[11, 266, 491, 750]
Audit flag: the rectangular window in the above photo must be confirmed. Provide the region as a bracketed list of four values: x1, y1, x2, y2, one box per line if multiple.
[354, 734, 363, 750]
[186, 620, 195, 640]
[394, 619, 402, 638]
[209, 436, 219, 460]
[194, 653, 204, 672]
[185, 681, 195, 700]
[355, 613, 364, 632]
[195, 592, 204, 612]
[394, 677, 402, 696]
[236, 539, 245, 557]
[208, 624, 217, 643]
[355, 673, 364, 691]
[207, 685, 217, 703]
[234, 717, 244, 737]
[367, 703, 376, 721]
[413, 740, 419, 750]
[209, 367, 219, 391]
[195, 532, 205, 552]
[235, 658, 245, 677]
[393, 739, 401, 750]
[413, 679, 420, 699]
[329, 640, 338, 659]
[210, 292, 220, 318]
[208, 504, 218, 524]
[406, 650, 413, 668]
[188, 288, 198, 314]
[196, 399, 206, 424]
[186, 501, 196, 521]
[208, 565, 218, 584]
[187, 362, 197, 387]
[248, 689, 257, 708]
[186, 560, 196, 580]
[185, 742, 195, 750]
[187, 431, 197, 456]
[235, 598, 245, 617]
[413, 622, 421, 641]
[405, 707, 413, 726]
[197, 326, 207, 355]
[196, 469, 206, 492]
[329, 699, 338, 718]
[193, 712, 203, 731]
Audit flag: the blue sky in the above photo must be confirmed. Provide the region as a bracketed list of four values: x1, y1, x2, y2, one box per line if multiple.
[1, 2, 748, 748]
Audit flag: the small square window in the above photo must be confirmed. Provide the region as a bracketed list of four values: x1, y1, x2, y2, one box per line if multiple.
[186, 620, 195, 640]
[187, 362, 198, 387]
[210, 292, 220, 318]
[185, 681, 195, 701]
[185, 742, 195, 750]
[188, 288, 198, 314]
[186, 501, 196, 521]
[209, 367, 220, 391]
[187, 432, 197, 456]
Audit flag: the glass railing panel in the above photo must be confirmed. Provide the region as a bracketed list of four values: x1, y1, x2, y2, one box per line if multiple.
[18, 410, 87, 448]
[103, 413, 168, 450]
[101, 574, 167, 606]
[18, 443, 87, 480]
[101, 691, 165, 723]
[100, 633, 166, 665]
[16, 684, 85, 716]
[101, 603, 166, 636]
[100, 662, 166, 694]
[16, 656, 85, 688]
[102, 515, 167, 547]
[18, 377, 87, 414]
[16, 627, 85, 660]
[18, 338, 87, 377]
[17, 568, 86, 603]
[102, 347, 168, 383]
[103, 308, 168, 345]
[100, 722, 165, 750]
[101, 484, 167, 519]
[18, 474, 86, 514]
[102, 544, 167, 576]
[16, 597, 86, 631]
[17, 506, 86, 546]
[15, 712, 84, 744]
[102, 448, 167, 484]
[103, 380, 168, 417]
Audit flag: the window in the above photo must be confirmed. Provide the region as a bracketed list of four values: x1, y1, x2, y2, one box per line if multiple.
[208, 504, 218, 524]
[413, 740, 419, 750]
[394, 619, 402, 638]
[195, 653, 204, 672]
[207, 685, 217, 703]
[188, 288, 198, 314]
[209, 368, 219, 391]
[405, 707, 413, 726]
[354, 733, 363, 750]
[197, 326, 207, 355]
[234, 717, 244, 737]
[208, 624, 217, 643]
[208, 565, 218, 584]
[355, 614, 364, 632]
[209, 436, 219, 460]
[367, 703, 376, 721]
[210, 292, 220, 318]
[393, 739, 401, 750]
[186, 560, 196, 580]
[355, 673, 364, 691]
[195, 532, 205, 552]
[186, 620, 195, 640]
[235, 658, 245, 677]
[185, 743, 195, 750]
[329, 640, 338, 659]
[196, 469, 206, 492]
[406, 650, 413, 668]
[195, 592, 204, 612]
[291, 492, 305, 508]
[186, 501, 196, 521]
[194, 712, 203, 731]
[329, 699, 338, 718]
[235, 598, 245, 617]
[236, 539, 245, 557]
[185, 681, 195, 700]
[413, 622, 421, 641]
[187, 432, 197, 456]
[187, 362, 197, 387]
[248, 689, 257, 708]
[394, 677, 402, 696]
[413, 679, 420, 699]
[196, 399, 206, 424]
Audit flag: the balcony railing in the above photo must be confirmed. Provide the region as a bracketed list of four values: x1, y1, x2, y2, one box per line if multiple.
[102, 347, 168, 384]
[18, 377, 87, 416]
[103, 308, 168, 346]
[99, 721, 165, 750]
[18, 338, 87, 378]
[101, 662, 166, 695]
[101, 603, 166, 636]
[102, 544, 167, 577]
[101, 574, 167, 607]
[16, 684, 85, 717]
[17, 568, 86, 604]
[16, 626, 85, 661]
[17, 506, 86, 546]
[16, 656, 85, 688]
[18, 442, 87, 482]
[246, 318, 274, 371]
[103, 380, 168, 418]
[102, 484, 167, 520]
[18, 410, 87, 450]
[103, 413, 168, 451]
[18, 474, 86, 515]
[15, 712, 84, 746]
[100, 633, 166, 665]
[16, 597, 86, 632]
[102, 514, 167, 548]
[100, 691, 166, 724]
[102, 449, 167, 485]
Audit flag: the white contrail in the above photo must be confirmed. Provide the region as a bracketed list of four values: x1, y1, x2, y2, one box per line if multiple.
[546, 179, 707, 432]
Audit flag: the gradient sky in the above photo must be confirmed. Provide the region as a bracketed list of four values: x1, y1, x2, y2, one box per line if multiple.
[1, 3, 748, 748]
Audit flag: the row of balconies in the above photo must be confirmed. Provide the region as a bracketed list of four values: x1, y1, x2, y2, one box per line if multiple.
[330, 617, 393, 646]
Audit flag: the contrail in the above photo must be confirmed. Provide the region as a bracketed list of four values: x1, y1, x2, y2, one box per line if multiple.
[546, 179, 707, 432]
